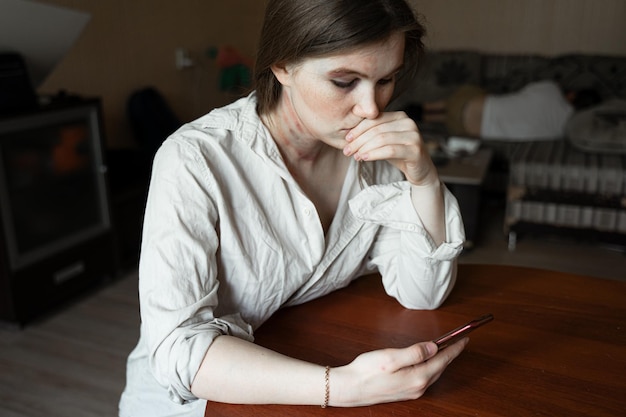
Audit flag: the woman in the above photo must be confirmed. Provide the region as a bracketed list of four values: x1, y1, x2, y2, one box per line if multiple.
[119, 0, 466, 415]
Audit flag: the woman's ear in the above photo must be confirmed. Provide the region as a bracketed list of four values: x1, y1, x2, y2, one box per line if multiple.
[271, 63, 292, 87]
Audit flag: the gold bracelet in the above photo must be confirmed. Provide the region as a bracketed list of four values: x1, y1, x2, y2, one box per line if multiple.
[321, 366, 330, 408]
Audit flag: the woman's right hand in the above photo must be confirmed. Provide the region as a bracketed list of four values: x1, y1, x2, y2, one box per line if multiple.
[330, 338, 468, 407]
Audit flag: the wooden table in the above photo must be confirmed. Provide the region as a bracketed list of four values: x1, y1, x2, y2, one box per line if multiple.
[205, 264, 626, 416]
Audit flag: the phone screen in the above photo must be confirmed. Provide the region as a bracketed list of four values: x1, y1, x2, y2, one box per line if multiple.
[433, 313, 494, 350]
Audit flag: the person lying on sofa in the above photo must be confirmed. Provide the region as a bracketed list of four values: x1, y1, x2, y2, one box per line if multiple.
[405, 80, 602, 140]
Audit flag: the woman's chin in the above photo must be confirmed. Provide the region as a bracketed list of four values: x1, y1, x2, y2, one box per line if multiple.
[322, 132, 348, 150]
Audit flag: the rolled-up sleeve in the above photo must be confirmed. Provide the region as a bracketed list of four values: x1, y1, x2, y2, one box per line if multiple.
[139, 138, 254, 405]
[349, 181, 465, 310]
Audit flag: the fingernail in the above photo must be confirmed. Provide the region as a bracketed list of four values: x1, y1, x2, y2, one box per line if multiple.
[343, 146, 351, 155]
[346, 132, 353, 141]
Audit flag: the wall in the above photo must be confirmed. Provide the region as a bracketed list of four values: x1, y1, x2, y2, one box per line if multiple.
[36, 0, 266, 149]
[34, 0, 626, 149]
[415, 0, 626, 55]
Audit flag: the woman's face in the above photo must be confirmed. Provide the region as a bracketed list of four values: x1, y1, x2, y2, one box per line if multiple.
[271, 32, 405, 150]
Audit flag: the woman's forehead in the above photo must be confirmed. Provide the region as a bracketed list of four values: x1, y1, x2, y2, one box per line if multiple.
[300, 33, 405, 76]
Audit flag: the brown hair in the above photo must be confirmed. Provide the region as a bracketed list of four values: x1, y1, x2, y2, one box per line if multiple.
[254, 0, 426, 115]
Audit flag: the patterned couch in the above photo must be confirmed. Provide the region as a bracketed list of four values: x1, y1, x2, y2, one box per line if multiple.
[391, 50, 626, 249]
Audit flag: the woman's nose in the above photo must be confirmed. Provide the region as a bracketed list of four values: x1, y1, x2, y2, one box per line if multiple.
[353, 90, 380, 119]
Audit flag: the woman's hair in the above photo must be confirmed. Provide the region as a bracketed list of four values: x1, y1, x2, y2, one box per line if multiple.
[254, 0, 427, 115]
[571, 88, 603, 111]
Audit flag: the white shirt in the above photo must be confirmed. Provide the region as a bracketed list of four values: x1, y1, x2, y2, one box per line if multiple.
[481, 80, 574, 140]
[119, 93, 465, 417]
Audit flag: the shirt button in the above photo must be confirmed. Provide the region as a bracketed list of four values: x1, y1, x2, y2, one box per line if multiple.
[303, 207, 312, 217]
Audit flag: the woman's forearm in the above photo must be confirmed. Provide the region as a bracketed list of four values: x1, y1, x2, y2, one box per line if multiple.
[191, 335, 327, 406]
[410, 181, 446, 246]
[192, 334, 467, 408]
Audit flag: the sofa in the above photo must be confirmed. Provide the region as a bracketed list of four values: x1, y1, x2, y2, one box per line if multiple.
[390, 50, 626, 249]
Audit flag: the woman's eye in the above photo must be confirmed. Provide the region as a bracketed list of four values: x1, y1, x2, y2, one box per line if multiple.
[378, 77, 394, 86]
[332, 79, 357, 89]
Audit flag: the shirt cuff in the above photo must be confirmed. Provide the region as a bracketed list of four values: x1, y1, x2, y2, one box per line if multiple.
[349, 181, 465, 259]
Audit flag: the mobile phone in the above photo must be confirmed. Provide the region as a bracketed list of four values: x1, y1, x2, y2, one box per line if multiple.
[433, 313, 494, 350]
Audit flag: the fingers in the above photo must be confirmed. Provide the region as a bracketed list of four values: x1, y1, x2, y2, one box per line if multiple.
[347, 111, 416, 143]
[423, 337, 469, 374]
[393, 341, 439, 369]
[337, 338, 468, 406]
[344, 111, 440, 186]
[344, 112, 419, 161]
[417, 337, 469, 389]
[399, 338, 469, 400]
[404, 338, 467, 370]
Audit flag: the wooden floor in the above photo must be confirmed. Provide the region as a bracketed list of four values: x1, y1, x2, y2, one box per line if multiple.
[0, 270, 140, 417]
[0, 199, 623, 416]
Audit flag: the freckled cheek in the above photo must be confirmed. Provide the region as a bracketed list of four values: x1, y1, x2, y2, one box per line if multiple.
[300, 86, 350, 120]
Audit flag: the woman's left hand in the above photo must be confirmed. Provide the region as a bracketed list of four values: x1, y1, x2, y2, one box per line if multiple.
[344, 111, 438, 187]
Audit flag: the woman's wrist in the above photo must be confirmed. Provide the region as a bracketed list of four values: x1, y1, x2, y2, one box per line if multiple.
[410, 178, 441, 190]
[407, 168, 441, 189]
[324, 365, 347, 407]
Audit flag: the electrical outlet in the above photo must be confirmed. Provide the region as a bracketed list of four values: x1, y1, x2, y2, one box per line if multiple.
[175, 47, 193, 69]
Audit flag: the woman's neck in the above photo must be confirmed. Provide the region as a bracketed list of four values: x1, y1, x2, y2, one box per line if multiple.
[261, 95, 330, 169]
[260, 97, 351, 234]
